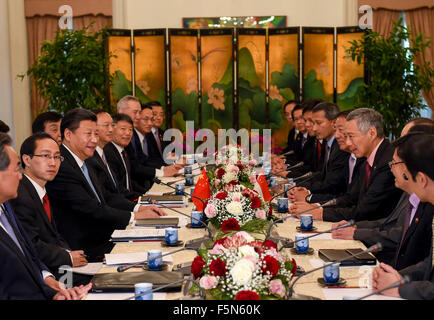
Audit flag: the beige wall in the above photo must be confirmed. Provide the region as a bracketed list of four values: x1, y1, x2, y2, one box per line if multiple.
[114, 0, 358, 29]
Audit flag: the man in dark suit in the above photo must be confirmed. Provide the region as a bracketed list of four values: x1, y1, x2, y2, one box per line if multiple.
[0, 133, 91, 300]
[116, 96, 181, 190]
[149, 100, 170, 157]
[288, 103, 349, 202]
[291, 108, 402, 222]
[46, 109, 166, 261]
[372, 133, 434, 300]
[87, 109, 142, 203]
[9, 133, 88, 277]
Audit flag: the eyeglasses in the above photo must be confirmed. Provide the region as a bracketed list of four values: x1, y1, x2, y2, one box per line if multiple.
[388, 160, 405, 169]
[31, 154, 64, 162]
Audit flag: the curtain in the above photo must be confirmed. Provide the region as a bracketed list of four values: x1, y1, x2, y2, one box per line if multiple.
[372, 9, 401, 38]
[25, 0, 112, 118]
[405, 8, 434, 118]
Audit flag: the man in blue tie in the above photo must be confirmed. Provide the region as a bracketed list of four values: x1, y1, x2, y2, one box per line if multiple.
[0, 132, 91, 299]
[46, 109, 166, 261]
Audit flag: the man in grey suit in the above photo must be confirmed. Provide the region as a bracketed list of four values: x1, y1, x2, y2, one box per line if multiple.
[372, 133, 434, 300]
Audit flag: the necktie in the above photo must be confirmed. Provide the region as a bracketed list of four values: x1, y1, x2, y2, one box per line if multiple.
[81, 163, 101, 203]
[121, 150, 132, 191]
[42, 194, 52, 222]
[395, 202, 414, 267]
[0, 205, 24, 254]
[142, 137, 149, 157]
[348, 156, 356, 184]
[365, 162, 372, 188]
[154, 130, 162, 155]
[317, 140, 322, 166]
[101, 152, 117, 187]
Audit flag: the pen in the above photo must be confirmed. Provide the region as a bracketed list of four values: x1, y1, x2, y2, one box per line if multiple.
[80, 254, 89, 258]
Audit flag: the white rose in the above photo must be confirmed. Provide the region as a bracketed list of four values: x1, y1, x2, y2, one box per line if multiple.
[226, 201, 244, 216]
[223, 171, 237, 184]
[230, 259, 255, 286]
[238, 245, 259, 259]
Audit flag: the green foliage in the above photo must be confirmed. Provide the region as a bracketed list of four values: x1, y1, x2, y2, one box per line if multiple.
[21, 24, 113, 115]
[347, 18, 434, 138]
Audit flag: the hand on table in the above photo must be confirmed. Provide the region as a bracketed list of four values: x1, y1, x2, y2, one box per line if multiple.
[53, 283, 92, 300]
[372, 263, 402, 298]
[135, 205, 168, 219]
[331, 220, 356, 240]
[70, 250, 88, 267]
[289, 201, 323, 220]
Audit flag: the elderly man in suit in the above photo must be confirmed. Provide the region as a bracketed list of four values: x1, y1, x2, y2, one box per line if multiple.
[372, 133, 434, 300]
[0, 132, 91, 299]
[291, 108, 402, 222]
[46, 109, 166, 261]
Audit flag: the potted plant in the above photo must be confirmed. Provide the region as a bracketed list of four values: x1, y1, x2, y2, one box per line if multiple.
[347, 18, 433, 138]
[21, 23, 113, 115]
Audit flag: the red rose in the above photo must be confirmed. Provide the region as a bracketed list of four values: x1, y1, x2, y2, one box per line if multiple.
[213, 237, 228, 247]
[191, 255, 205, 279]
[261, 255, 280, 277]
[263, 240, 278, 250]
[251, 196, 261, 209]
[290, 258, 297, 275]
[221, 218, 240, 233]
[209, 258, 227, 276]
[215, 192, 228, 200]
[228, 180, 238, 186]
[234, 290, 260, 300]
[241, 189, 251, 198]
[268, 205, 273, 216]
[217, 168, 226, 179]
[248, 240, 265, 254]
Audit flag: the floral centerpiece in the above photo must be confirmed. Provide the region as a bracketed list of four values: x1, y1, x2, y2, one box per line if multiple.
[190, 231, 297, 300]
[204, 185, 272, 235]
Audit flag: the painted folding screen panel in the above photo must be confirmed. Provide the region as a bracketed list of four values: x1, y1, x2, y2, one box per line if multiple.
[168, 29, 199, 131]
[200, 29, 234, 132]
[107, 29, 133, 110]
[268, 27, 300, 151]
[336, 27, 365, 110]
[133, 29, 167, 111]
[237, 28, 266, 131]
[302, 27, 335, 103]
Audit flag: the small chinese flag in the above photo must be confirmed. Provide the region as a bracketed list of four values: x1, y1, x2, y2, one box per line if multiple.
[192, 168, 211, 211]
[254, 168, 272, 202]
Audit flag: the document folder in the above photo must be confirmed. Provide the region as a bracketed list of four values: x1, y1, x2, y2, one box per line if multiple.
[318, 248, 377, 266]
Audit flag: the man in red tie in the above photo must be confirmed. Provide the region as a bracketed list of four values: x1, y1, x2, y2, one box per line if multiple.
[9, 133, 89, 282]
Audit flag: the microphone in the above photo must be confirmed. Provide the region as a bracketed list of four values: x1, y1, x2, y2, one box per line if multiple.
[292, 219, 355, 244]
[288, 242, 383, 299]
[123, 277, 204, 300]
[153, 177, 206, 209]
[269, 172, 320, 203]
[117, 247, 188, 272]
[265, 201, 339, 247]
[166, 171, 203, 186]
[356, 275, 410, 300]
[272, 162, 304, 176]
[280, 150, 295, 157]
[144, 197, 213, 249]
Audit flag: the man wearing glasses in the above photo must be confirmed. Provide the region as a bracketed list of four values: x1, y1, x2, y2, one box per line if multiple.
[9, 132, 90, 286]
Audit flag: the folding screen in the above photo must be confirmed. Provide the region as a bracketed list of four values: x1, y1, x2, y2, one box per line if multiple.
[107, 29, 133, 110]
[268, 27, 300, 150]
[302, 27, 335, 102]
[336, 27, 365, 110]
[168, 29, 199, 131]
[200, 29, 235, 132]
[133, 29, 167, 121]
[236, 28, 266, 131]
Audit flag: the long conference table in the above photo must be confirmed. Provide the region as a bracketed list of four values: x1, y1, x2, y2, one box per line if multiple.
[85, 175, 403, 301]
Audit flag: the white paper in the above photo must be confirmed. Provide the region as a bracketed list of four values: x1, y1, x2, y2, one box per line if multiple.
[85, 292, 167, 300]
[302, 232, 333, 240]
[309, 258, 378, 269]
[322, 288, 405, 300]
[111, 229, 166, 239]
[58, 262, 103, 275]
[104, 252, 173, 266]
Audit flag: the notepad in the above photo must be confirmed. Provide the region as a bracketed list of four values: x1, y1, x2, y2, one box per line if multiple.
[59, 262, 103, 275]
[110, 228, 166, 242]
[104, 252, 173, 266]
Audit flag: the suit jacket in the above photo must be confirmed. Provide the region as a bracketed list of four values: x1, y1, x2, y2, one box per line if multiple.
[0, 202, 57, 300]
[285, 131, 305, 165]
[322, 139, 403, 222]
[399, 248, 434, 300]
[394, 201, 433, 271]
[104, 142, 149, 195]
[309, 156, 365, 203]
[86, 150, 141, 205]
[300, 138, 350, 197]
[45, 144, 131, 260]
[9, 176, 72, 272]
[147, 128, 169, 168]
[286, 135, 316, 178]
[280, 127, 297, 155]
